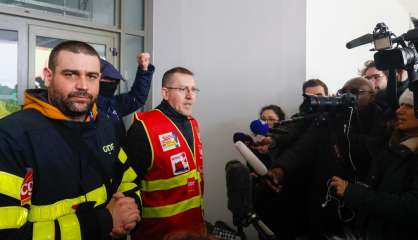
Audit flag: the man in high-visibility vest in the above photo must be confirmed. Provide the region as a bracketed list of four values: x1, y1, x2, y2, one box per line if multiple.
[125, 67, 205, 240]
[0, 40, 141, 239]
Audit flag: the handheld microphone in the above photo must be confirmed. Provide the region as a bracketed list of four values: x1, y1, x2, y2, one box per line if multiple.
[225, 160, 278, 240]
[250, 119, 269, 136]
[234, 141, 268, 176]
[233, 132, 254, 145]
[346, 33, 373, 49]
[225, 160, 253, 220]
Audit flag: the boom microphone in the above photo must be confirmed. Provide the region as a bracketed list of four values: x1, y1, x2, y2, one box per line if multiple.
[346, 33, 373, 49]
[234, 141, 268, 176]
[403, 28, 418, 41]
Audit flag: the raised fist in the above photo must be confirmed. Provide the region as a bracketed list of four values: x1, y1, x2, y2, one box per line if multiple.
[137, 52, 150, 71]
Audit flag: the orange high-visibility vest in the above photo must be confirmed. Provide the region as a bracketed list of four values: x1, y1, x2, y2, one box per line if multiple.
[132, 109, 205, 240]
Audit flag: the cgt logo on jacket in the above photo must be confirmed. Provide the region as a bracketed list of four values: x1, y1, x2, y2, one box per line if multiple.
[102, 143, 115, 155]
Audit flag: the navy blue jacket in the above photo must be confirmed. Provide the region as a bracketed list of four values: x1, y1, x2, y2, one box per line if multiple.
[0, 89, 141, 239]
[97, 64, 154, 128]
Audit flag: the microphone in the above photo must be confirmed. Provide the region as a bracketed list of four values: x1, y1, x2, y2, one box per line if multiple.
[225, 160, 253, 220]
[225, 160, 278, 240]
[403, 28, 418, 41]
[346, 33, 373, 49]
[250, 119, 269, 136]
[234, 141, 268, 176]
[233, 132, 254, 145]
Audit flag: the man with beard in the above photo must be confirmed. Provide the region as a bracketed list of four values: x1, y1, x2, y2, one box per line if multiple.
[0, 40, 141, 239]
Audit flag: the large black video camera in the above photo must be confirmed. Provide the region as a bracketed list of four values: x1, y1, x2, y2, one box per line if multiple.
[347, 22, 418, 116]
[301, 93, 357, 114]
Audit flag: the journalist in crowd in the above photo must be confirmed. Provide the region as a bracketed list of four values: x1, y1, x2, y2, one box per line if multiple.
[331, 88, 418, 240]
[266, 77, 387, 239]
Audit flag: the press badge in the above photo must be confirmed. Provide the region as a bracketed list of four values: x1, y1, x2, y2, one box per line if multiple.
[159, 131, 181, 152]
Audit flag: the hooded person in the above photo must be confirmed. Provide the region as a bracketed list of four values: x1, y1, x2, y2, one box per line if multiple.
[97, 54, 155, 133]
[99, 58, 125, 97]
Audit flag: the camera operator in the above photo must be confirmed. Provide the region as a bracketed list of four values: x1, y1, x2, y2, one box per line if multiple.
[267, 79, 328, 158]
[266, 77, 388, 239]
[330, 88, 418, 240]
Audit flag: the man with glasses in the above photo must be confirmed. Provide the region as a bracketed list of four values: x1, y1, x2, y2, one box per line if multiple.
[125, 67, 205, 240]
[337, 77, 375, 108]
[360, 60, 388, 91]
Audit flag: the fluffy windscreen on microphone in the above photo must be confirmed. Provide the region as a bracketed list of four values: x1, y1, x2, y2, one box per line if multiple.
[233, 132, 254, 144]
[234, 141, 268, 176]
[250, 119, 269, 136]
[225, 160, 253, 218]
[399, 88, 414, 106]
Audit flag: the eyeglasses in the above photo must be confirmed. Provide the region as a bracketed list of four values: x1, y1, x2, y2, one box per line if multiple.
[337, 89, 373, 96]
[260, 118, 279, 123]
[165, 86, 201, 95]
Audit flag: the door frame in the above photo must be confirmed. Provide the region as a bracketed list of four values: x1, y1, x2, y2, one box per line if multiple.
[0, 15, 28, 105]
[28, 23, 118, 89]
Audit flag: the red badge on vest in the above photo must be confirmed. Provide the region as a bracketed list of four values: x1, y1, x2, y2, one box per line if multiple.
[20, 168, 33, 205]
[187, 177, 197, 195]
[170, 152, 190, 175]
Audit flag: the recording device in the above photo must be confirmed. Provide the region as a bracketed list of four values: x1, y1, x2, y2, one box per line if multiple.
[225, 160, 277, 240]
[225, 160, 253, 220]
[346, 22, 418, 116]
[301, 93, 357, 114]
[233, 132, 254, 145]
[234, 141, 268, 176]
[250, 119, 269, 136]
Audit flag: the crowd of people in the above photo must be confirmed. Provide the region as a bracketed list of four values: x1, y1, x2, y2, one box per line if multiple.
[0, 39, 417, 240]
[240, 60, 418, 240]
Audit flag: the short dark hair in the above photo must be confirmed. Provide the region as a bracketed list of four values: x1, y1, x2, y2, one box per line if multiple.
[162, 67, 194, 87]
[260, 104, 285, 121]
[302, 79, 328, 96]
[48, 40, 100, 72]
[359, 60, 388, 77]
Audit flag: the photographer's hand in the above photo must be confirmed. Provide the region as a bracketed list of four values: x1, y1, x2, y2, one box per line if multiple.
[265, 168, 284, 192]
[330, 176, 348, 197]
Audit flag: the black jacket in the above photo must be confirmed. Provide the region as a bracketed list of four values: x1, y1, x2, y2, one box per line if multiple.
[344, 138, 418, 240]
[0, 89, 140, 239]
[271, 103, 387, 239]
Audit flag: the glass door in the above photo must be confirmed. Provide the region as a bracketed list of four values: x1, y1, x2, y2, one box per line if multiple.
[0, 15, 27, 118]
[28, 24, 117, 89]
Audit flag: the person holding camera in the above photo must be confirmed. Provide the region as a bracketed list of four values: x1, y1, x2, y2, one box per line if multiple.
[330, 88, 418, 240]
[266, 77, 387, 239]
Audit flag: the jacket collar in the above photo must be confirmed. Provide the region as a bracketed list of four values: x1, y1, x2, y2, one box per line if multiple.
[23, 89, 98, 122]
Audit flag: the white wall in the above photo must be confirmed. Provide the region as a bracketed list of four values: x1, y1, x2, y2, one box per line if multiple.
[152, 0, 306, 236]
[307, 0, 411, 93]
